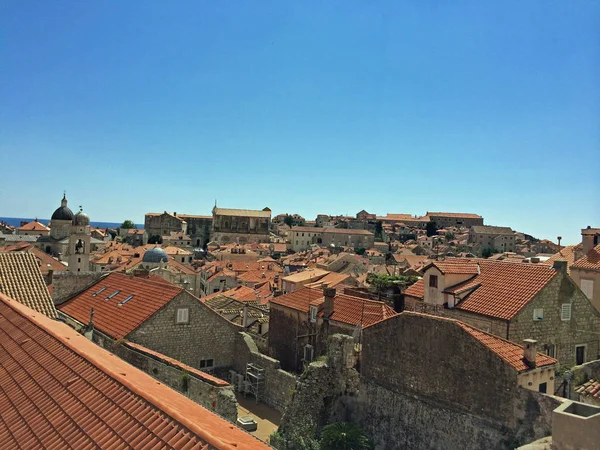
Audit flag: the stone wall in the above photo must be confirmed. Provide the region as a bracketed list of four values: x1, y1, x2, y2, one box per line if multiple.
[114, 342, 238, 422]
[127, 290, 242, 371]
[51, 271, 105, 305]
[235, 333, 297, 412]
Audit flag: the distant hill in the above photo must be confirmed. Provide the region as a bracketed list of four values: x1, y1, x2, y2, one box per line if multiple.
[0, 217, 144, 230]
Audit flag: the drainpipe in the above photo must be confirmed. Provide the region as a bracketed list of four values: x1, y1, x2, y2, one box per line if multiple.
[506, 320, 510, 340]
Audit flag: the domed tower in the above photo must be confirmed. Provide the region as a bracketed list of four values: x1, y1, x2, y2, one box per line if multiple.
[142, 246, 169, 270]
[67, 207, 91, 272]
[50, 193, 75, 241]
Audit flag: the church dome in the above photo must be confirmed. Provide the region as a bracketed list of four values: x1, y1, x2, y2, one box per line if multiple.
[73, 208, 90, 226]
[51, 194, 74, 221]
[142, 247, 169, 263]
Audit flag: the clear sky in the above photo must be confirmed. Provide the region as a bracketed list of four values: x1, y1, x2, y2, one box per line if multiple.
[1, 1, 598, 244]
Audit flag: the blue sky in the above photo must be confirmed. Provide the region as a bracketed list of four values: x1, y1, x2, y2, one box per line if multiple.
[1, 1, 598, 244]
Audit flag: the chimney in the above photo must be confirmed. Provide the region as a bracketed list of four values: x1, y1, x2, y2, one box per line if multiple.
[323, 287, 336, 319]
[174, 212, 177, 216]
[581, 226, 599, 256]
[523, 339, 537, 368]
[552, 259, 568, 274]
[242, 305, 249, 328]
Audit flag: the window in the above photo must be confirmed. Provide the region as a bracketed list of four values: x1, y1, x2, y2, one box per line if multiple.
[304, 344, 314, 363]
[78, 257, 81, 263]
[176, 308, 189, 324]
[545, 344, 556, 358]
[199, 358, 214, 369]
[576, 345, 586, 365]
[310, 306, 318, 323]
[560, 303, 572, 321]
[538, 382, 547, 394]
[92, 287, 107, 297]
[429, 275, 438, 288]
[105, 290, 120, 300]
[533, 308, 544, 321]
[581, 279, 594, 300]
[118, 295, 134, 306]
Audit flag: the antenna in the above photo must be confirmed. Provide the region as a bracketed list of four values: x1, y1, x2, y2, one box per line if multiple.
[557, 236, 562, 253]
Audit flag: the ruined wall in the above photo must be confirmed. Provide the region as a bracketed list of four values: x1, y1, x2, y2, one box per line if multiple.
[51, 271, 105, 305]
[235, 332, 297, 412]
[114, 343, 238, 422]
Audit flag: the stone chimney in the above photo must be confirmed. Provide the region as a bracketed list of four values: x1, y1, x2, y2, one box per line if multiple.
[523, 339, 538, 368]
[553, 259, 568, 274]
[323, 287, 336, 319]
[581, 226, 600, 256]
[242, 305, 249, 328]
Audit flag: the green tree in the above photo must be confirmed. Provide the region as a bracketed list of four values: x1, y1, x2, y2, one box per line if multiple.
[120, 220, 136, 229]
[366, 273, 419, 300]
[283, 215, 295, 227]
[445, 231, 455, 242]
[320, 422, 374, 450]
[482, 248, 499, 258]
[354, 247, 366, 256]
[148, 235, 163, 245]
[426, 221, 438, 237]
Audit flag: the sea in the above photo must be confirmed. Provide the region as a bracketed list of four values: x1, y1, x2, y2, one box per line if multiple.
[0, 217, 144, 230]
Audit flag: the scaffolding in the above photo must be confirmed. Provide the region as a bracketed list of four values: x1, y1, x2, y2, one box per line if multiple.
[244, 363, 264, 404]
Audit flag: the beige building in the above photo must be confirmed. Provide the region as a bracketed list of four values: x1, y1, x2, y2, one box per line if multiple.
[281, 268, 330, 293]
[570, 227, 600, 313]
[469, 225, 515, 254]
[290, 226, 374, 252]
[211, 207, 271, 244]
[427, 212, 484, 228]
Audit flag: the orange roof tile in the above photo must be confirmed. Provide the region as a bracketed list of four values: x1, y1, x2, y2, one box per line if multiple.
[428, 260, 480, 275]
[456, 321, 557, 372]
[543, 244, 581, 273]
[426, 212, 482, 219]
[58, 272, 183, 338]
[576, 379, 600, 399]
[17, 219, 50, 232]
[0, 292, 269, 449]
[572, 244, 600, 271]
[403, 278, 424, 298]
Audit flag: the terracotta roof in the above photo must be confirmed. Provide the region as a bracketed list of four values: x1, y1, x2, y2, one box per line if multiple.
[471, 225, 514, 235]
[324, 293, 397, 327]
[213, 207, 271, 218]
[0, 252, 58, 319]
[2, 244, 66, 274]
[17, 220, 50, 232]
[58, 272, 183, 338]
[456, 320, 557, 372]
[0, 292, 269, 449]
[282, 269, 330, 284]
[305, 272, 350, 289]
[576, 379, 600, 400]
[544, 244, 581, 273]
[571, 244, 600, 271]
[270, 288, 324, 312]
[403, 278, 424, 298]
[428, 260, 480, 275]
[426, 212, 483, 219]
[164, 246, 192, 255]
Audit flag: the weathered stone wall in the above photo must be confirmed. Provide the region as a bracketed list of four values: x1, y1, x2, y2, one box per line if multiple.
[114, 343, 238, 422]
[509, 274, 600, 366]
[235, 333, 297, 412]
[128, 290, 241, 371]
[443, 307, 509, 337]
[268, 305, 310, 373]
[180, 216, 212, 247]
[51, 271, 105, 305]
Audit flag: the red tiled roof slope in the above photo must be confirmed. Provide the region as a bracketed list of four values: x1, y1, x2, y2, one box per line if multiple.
[403, 279, 424, 298]
[0, 292, 269, 449]
[324, 293, 397, 327]
[58, 272, 182, 338]
[17, 220, 50, 232]
[572, 244, 600, 271]
[456, 321, 557, 372]
[430, 260, 480, 275]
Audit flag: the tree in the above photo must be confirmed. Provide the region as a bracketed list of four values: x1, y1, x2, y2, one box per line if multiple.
[283, 215, 295, 227]
[366, 273, 419, 300]
[354, 247, 366, 256]
[482, 248, 499, 258]
[120, 220, 136, 229]
[426, 221, 438, 237]
[148, 235, 163, 244]
[445, 231, 455, 242]
[320, 422, 374, 450]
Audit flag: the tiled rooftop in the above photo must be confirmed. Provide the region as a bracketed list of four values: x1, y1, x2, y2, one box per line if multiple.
[544, 244, 581, 273]
[571, 244, 600, 271]
[576, 379, 600, 400]
[429, 260, 480, 275]
[17, 219, 50, 232]
[281, 269, 330, 283]
[471, 225, 514, 235]
[213, 207, 271, 218]
[404, 260, 559, 320]
[58, 272, 183, 338]
[0, 292, 269, 449]
[0, 252, 58, 319]
[426, 212, 483, 219]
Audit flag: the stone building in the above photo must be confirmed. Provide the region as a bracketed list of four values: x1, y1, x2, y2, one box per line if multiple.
[58, 272, 242, 372]
[426, 211, 484, 228]
[569, 227, 600, 313]
[469, 225, 516, 254]
[290, 226, 374, 252]
[403, 259, 600, 366]
[144, 211, 188, 241]
[268, 287, 396, 372]
[211, 206, 271, 244]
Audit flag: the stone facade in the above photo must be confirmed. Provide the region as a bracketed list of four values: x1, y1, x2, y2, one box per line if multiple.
[212, 207, 271, 244]
[114, 343, 238, 422]
[127, 290, 242, 371]
[144, 212, 188, 240]
[278, 320, 563, 450]
[427, 212, 484, 228]
[51, 271, 106, 305]
[290, 226, 374, 252]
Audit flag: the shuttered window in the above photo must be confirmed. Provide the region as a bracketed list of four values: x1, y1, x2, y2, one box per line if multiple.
[176, 308, 189, 324]
[560, 304, 571, 322]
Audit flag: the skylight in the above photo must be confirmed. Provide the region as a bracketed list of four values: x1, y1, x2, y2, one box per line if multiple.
[118, 295, 134, 306]
[106, 290, 120, 300]
[92, 287, 107, 297]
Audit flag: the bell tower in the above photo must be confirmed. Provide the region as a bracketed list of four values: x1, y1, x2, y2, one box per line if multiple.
[67, 206, 91, 272]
